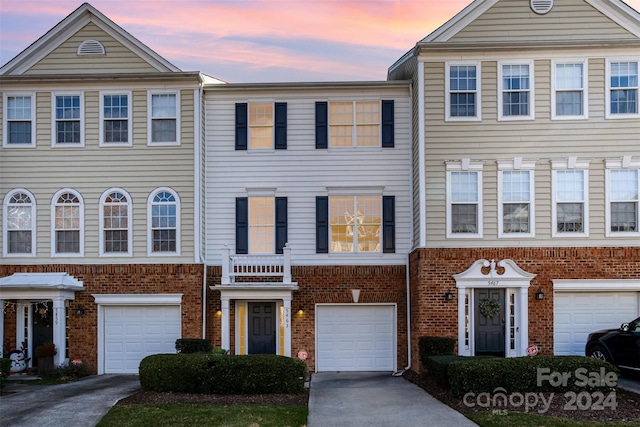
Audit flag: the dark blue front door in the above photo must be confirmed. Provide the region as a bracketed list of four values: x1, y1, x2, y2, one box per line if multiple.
[248, 302, 276, 354]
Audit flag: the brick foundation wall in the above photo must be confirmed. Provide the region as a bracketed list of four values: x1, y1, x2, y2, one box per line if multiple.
[409, 246, 640, 371]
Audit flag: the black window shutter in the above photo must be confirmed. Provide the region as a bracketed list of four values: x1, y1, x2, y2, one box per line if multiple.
[235, 197, 248, 254]
[381, 100, 394, 148]
[275, 197, 288, 254]
[316, 196, 329, 253]
[315, 102, 328, 149]
[382, 196, 395, 253]
[275, 102, 287, 150]
[235, 103, 248, 150]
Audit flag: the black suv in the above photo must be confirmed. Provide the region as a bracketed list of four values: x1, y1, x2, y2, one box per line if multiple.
[585, 317, 640, 371]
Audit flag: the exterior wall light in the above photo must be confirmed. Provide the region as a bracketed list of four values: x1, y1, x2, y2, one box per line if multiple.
[535, 288, 545, 300]
[75, 306, 85, 316]
[444, 290, 454, 301]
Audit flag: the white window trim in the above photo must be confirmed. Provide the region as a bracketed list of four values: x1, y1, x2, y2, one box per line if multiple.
[99, 91, 132, 146]
[3, 188, 37, 257]
[551, 158, 590, 238]
[445, 62, 482, 122]
[551, 59, 588, 120]
[51, 92, 85, 147]
[605, 59, 640, 120]
[498, 61, 534, 121]
[446, 160, 484, 238]
[3, 92, 36, 148]
[248, 196, 275, 254]
[50, 188, 85, 257]
[147, 90, 180, 146]
[605, 157, 640, 237]
[248, 100, 276, 151]
[99, 188, 133, 256]
[327, 193, 384, 254]
[147, 187, 181, 256]
[497, 159, 536, 238]
[328, 100, 383, 148]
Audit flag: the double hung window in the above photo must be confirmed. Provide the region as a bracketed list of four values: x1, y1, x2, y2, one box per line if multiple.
[148, 189, 180, 255]
[53, 93, 83, 145]
[52, 190, 83, 255]
[607, 61, 639, 118]
[606, 161, 639, 236]
[329, 101, 380, 147]
[4, 94, 35, 146]
[3, 190, 36, 256]
[101, 93, 131, 145]
[149, 92, 179, 145]
[553, 62, 587, 119]
[446, 160, 483, 238]
[498, 163, 535, 237]
[329, 195, 381, 252]
[499, 63, 533, 119]
[100, 189, 132, 255]
[446, 63, 480, 120]
[552, 160, 589, 237]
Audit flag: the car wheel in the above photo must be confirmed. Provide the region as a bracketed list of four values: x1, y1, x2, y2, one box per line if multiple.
[588, 345, 611, 363]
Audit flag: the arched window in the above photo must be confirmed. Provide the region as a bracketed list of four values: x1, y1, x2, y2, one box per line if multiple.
[100, 189, 132, 256]
[3, 189, 36, 256]
[148, 188, 180, 255]
[52, 190, 83, 256]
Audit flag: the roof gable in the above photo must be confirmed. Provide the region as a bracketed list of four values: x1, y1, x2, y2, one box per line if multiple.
[0, 3, 181, 75]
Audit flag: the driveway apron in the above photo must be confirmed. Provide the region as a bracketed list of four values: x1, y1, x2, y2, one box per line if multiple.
[0, 374, 140, 427]
[307, 372, 478, 427]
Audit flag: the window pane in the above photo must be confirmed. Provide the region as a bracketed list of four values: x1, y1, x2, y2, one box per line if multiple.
[57, 121, 81, 143]
[556, 170, 584, 201]
[611, 62, 638, 88]
[557, 203, 583, 232]
[104, 120, 128, 143]
[103, 95, 128, 119]
[611, 202, 637, 232]
[503, 203, 530, 233]
[56, 96, 80, 119]
[249, 197, 274, 253]
[355, 196, 381, 252]
[503, 65, 530, 91]
[56, 230, 80, 253]
[611, 89, 637, 114]
[611, 170, 638, 201]
[450, 93, 476, 117]
[7, 205, 31, 230]
[8, 230, 31, 253]
[503, 92, 529, 116]
[151, 192, 177, 252]
[556, 64, 583, 89]
[8, 121, 31, 144]
[152, 94, 176, 118]
[451, 172, 478, 203]
[556, 91, 583, 116]
[152, 119, 176, 142]
[452, 204, 477, 233]
[503, 171, 530, 202]
[8, 96, 31, 120]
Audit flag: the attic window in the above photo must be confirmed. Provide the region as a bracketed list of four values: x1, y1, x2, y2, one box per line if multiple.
[530, 0, 553, 14]
[77, 40, 105, 55]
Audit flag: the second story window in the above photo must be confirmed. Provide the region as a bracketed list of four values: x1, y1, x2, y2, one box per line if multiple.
[499, 63, 532, 119]
[53, 94, 83, 145]
[448, 171, 482, 237]
[552, 167, 589, 236]
[4, 94, 35, 146]
[329, 101, 380, 147]
[607, 61, 639, 118]
[101, 93, 131, 145]
[52, 190, 83, 255]
[148, 189, 180, 255]
[100, 189, 132, 255]
[607, 168, 639, 235]
[447, 63, 480, 120]
[329, 195, 381, 252]
[4, 190, 36, 256]
[149, 92, 179, 145]
[249, 103, 273, 149]
[499, 169, 534, 236]
[553, 62, 587, 119]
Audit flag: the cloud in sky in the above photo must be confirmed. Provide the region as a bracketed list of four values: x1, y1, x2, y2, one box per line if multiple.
[1, 0, 639, 82]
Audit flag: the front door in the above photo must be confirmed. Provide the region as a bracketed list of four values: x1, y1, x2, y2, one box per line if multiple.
[475, 289, 505, 357]
[32, 302, 54, 366]
[248, 302, 276, 354]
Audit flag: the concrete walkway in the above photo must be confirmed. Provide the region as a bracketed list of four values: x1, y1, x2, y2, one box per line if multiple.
[0, 374, 140, 427]
[307, 372, 478, 427]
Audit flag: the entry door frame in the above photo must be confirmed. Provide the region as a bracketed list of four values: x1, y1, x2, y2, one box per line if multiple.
[235, 299, 287, 356]
[453, 259, 535, 358]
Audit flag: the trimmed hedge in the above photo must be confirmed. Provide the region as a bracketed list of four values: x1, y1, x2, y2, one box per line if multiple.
[418, 336, 456, 368]
[139, 353, 307, 394]
[425, 355, 495, 386]
[447, 356, 619, 398]
[0, 358, 10, 389]
[175, 338, 212, 354]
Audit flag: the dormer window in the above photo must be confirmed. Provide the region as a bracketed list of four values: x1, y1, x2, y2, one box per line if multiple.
[77, 39, 105, 56]
[530, 0, 553, 15]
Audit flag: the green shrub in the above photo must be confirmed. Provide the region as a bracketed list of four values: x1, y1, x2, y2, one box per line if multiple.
[425, 355, 495, 386]
[175, 338, 212, 354]
[0, 358, 10, 389]
[418, 336, 456, 368]
[139, 353, 307, 395]
[447, 356, 619, 399]
[43, 360, 91, 381]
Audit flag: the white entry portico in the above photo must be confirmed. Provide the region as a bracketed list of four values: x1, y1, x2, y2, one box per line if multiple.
[452, 259, 535, 357]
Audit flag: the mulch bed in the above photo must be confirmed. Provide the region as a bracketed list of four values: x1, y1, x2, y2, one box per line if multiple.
[403, 370, 640, 423]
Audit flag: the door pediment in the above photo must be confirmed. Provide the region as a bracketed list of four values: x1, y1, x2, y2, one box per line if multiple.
[453, 259, 535, 289]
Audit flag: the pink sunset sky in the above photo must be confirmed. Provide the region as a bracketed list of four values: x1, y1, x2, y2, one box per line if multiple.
[1, 0, 639, 83]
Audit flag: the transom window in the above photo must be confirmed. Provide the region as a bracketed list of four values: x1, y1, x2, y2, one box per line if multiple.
[448, 171, 482, 236]
[329, 195, 381, 252]
[4, 190, 35, 255]
[249, 197, 274, 253]
[4, 94, 35, 146]
[447, 63, 480, 120]
[553, 62, 587, 119]
[53, 94, 83, 145]
[499, 170, 534, 236]
[608, 61, 639, 117]
[101, 190, 131, 255]
[249, 103, 273, 149]
[101, 93, 131, 145]
[149, 92, 179, 145]
[500, 63, 532, 119]
[149, 189, 179, 255]
[329, 101, 380, 147]
[553, 169, 588, 235]
[53, 191, 83, 255]
[608, 169, 639, 234]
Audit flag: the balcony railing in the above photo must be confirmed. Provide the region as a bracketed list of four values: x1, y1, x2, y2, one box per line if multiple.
[220, 244, 293, 285]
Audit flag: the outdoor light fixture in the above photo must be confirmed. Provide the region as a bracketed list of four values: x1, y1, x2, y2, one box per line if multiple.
[535, 288, 545, 300]
[75, 306, 85, 316]
[444, 290, 454, 301]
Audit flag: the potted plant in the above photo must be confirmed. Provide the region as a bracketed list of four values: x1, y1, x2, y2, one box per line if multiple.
[35, 342, 57, 376]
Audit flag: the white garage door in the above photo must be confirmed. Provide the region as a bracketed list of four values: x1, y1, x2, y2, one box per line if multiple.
[554, 292, 639, 356]
[103, 305, 181, 373]
[316, 305, 395, 372]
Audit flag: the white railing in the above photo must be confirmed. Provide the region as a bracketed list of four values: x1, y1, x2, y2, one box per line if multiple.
[220, 244, 292, 285]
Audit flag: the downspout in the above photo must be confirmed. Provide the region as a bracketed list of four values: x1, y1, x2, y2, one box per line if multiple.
[195, 77, 207, 338]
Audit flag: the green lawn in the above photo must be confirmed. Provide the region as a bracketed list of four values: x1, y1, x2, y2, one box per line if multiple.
[468, 411, 640, 427]
[96, 403, 308, 427]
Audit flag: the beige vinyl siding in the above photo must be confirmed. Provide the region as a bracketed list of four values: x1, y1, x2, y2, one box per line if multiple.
[451, 0, 637, 42]
[423, 54, 640, 248]
[1, 86, 196, 263]
[26, 23, 158, 75]
[204, 84, 412, 266]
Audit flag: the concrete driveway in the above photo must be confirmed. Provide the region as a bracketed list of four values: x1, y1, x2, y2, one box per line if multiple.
[0, 375, 140, 427]
[307, 372, 478, 427]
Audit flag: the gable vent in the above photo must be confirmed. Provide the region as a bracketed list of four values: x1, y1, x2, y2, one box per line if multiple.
[530, 0, 553, 14]
[77, 39, 106, 55]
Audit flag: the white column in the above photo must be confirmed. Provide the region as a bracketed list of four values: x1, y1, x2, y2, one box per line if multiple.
[220, 297, 230, 352]
[519, 288, 529, 357]
[283, 298, 292, 357]
[0, 299, 4, 358]
[52, 297, 66, 366]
